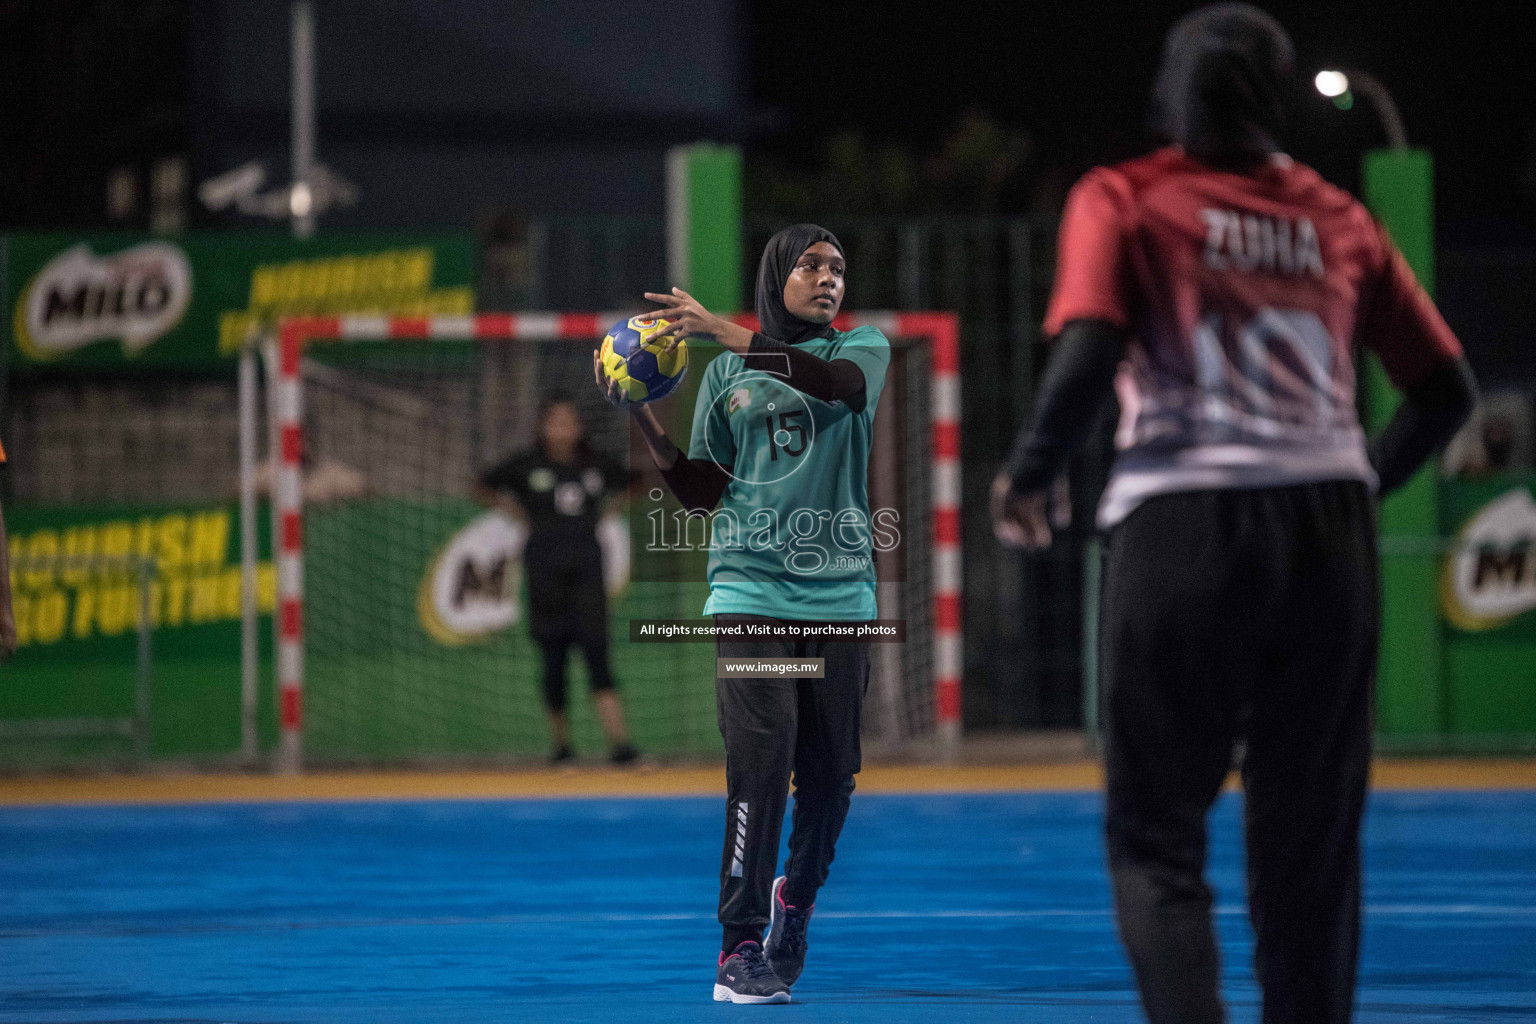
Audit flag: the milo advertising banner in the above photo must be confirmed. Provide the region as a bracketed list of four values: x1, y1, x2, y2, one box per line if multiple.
[296, 501, 681, 762]
[1438, 477, 1536, 737]
[2, 503, 277, 765]
[2, 232, 475, 370]
[1442, 485, 1536, 633]
[2, 496, 714, 765]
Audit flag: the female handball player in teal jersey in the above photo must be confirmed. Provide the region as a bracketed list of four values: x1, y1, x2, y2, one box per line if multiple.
[594, 224, 890, 1004]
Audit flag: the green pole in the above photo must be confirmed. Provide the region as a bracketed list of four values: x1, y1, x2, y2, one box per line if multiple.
[666, 143, 743, 313]
[653, 144, 743, 615]
[664, 142, 743, 447]
[1362, 148, 1444, 740]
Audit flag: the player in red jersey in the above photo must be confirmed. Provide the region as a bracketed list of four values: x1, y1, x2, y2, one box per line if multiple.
[993, 6, 1475, 1023]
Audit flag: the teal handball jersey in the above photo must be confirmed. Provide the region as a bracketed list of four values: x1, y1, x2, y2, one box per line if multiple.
[686, 326, 892, 621]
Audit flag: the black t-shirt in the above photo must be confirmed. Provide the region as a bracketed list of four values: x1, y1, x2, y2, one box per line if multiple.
[480, 448, 625, 554]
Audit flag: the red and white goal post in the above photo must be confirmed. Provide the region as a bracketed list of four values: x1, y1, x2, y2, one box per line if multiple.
[250, 311, 961, 772]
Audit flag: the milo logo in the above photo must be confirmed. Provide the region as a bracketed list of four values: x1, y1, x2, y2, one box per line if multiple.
[15, 242, 193, 360]
[418, 512, 526, 645]
[1442, 488, 1536, 631]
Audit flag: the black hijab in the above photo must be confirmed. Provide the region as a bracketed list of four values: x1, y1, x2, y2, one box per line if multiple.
[755, 224, 845, 345]
[1147, 3, 1294, 163]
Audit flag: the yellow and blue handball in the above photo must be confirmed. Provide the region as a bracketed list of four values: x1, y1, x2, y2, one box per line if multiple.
[599, 315, 688, 403]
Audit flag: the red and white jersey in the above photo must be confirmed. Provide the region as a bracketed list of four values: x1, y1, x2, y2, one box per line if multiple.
[1045, 146, 1463, 526]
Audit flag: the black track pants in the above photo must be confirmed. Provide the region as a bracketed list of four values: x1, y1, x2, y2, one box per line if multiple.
[527, 549, 613, 710]
[1101, 481, 1378, 1024]
[713, 614, 870, 950]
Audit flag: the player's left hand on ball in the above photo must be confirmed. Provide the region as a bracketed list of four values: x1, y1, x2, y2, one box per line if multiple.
[593, 348, 631, 410]
[991, 472, 1053, 550]
[642, 287, 719, 351]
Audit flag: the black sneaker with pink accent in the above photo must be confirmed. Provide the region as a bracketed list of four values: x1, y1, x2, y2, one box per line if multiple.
[763, 876, 812, 985]
[713, 940, 789, 1004]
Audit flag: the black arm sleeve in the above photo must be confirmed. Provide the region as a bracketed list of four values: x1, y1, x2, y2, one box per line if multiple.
[660, 454, 731, 516]
[1004, 318, 1128, 491]
[1368, 356, 1477, 496]
[744, 333, 869, 412]
[601, 455, 640, 495]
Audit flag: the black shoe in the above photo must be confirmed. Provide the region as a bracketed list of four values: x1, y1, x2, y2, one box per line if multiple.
[550, 744, 575, 765]
[763, 876, 812, 986]
[610, 743, 639, 765]
[713, 941, 790, 1004]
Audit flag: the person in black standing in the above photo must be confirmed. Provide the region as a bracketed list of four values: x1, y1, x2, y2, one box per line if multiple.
[992, 6, 1475, 1023]
[477, 395, 639, 765]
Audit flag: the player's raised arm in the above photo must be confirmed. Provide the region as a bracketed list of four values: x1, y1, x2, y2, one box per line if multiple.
[642, 287, 754, 354]
[645, 230, 874, 411]
[593, 346, 729, 516]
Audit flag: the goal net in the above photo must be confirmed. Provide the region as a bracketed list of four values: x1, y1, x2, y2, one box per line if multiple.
[261, 313, 959, 767]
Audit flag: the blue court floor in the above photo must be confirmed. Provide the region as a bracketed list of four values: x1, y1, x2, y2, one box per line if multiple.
[2, 789, 1533, 1023]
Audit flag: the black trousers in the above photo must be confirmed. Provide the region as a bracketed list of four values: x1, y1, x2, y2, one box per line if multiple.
[1101, 481, 1378, 1024]
[713, 614, 870, 950]
[527, 548, 613, 711]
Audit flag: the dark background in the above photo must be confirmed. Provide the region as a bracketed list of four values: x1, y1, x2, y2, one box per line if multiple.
[2, 0, 1534, 239]
[749, 0, 1536, 242]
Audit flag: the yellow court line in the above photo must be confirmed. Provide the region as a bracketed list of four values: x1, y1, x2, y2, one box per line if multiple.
[1370, 758, 1536, 790]
[0, 764, 1098, 806]
[0, 759, 1531, 807]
